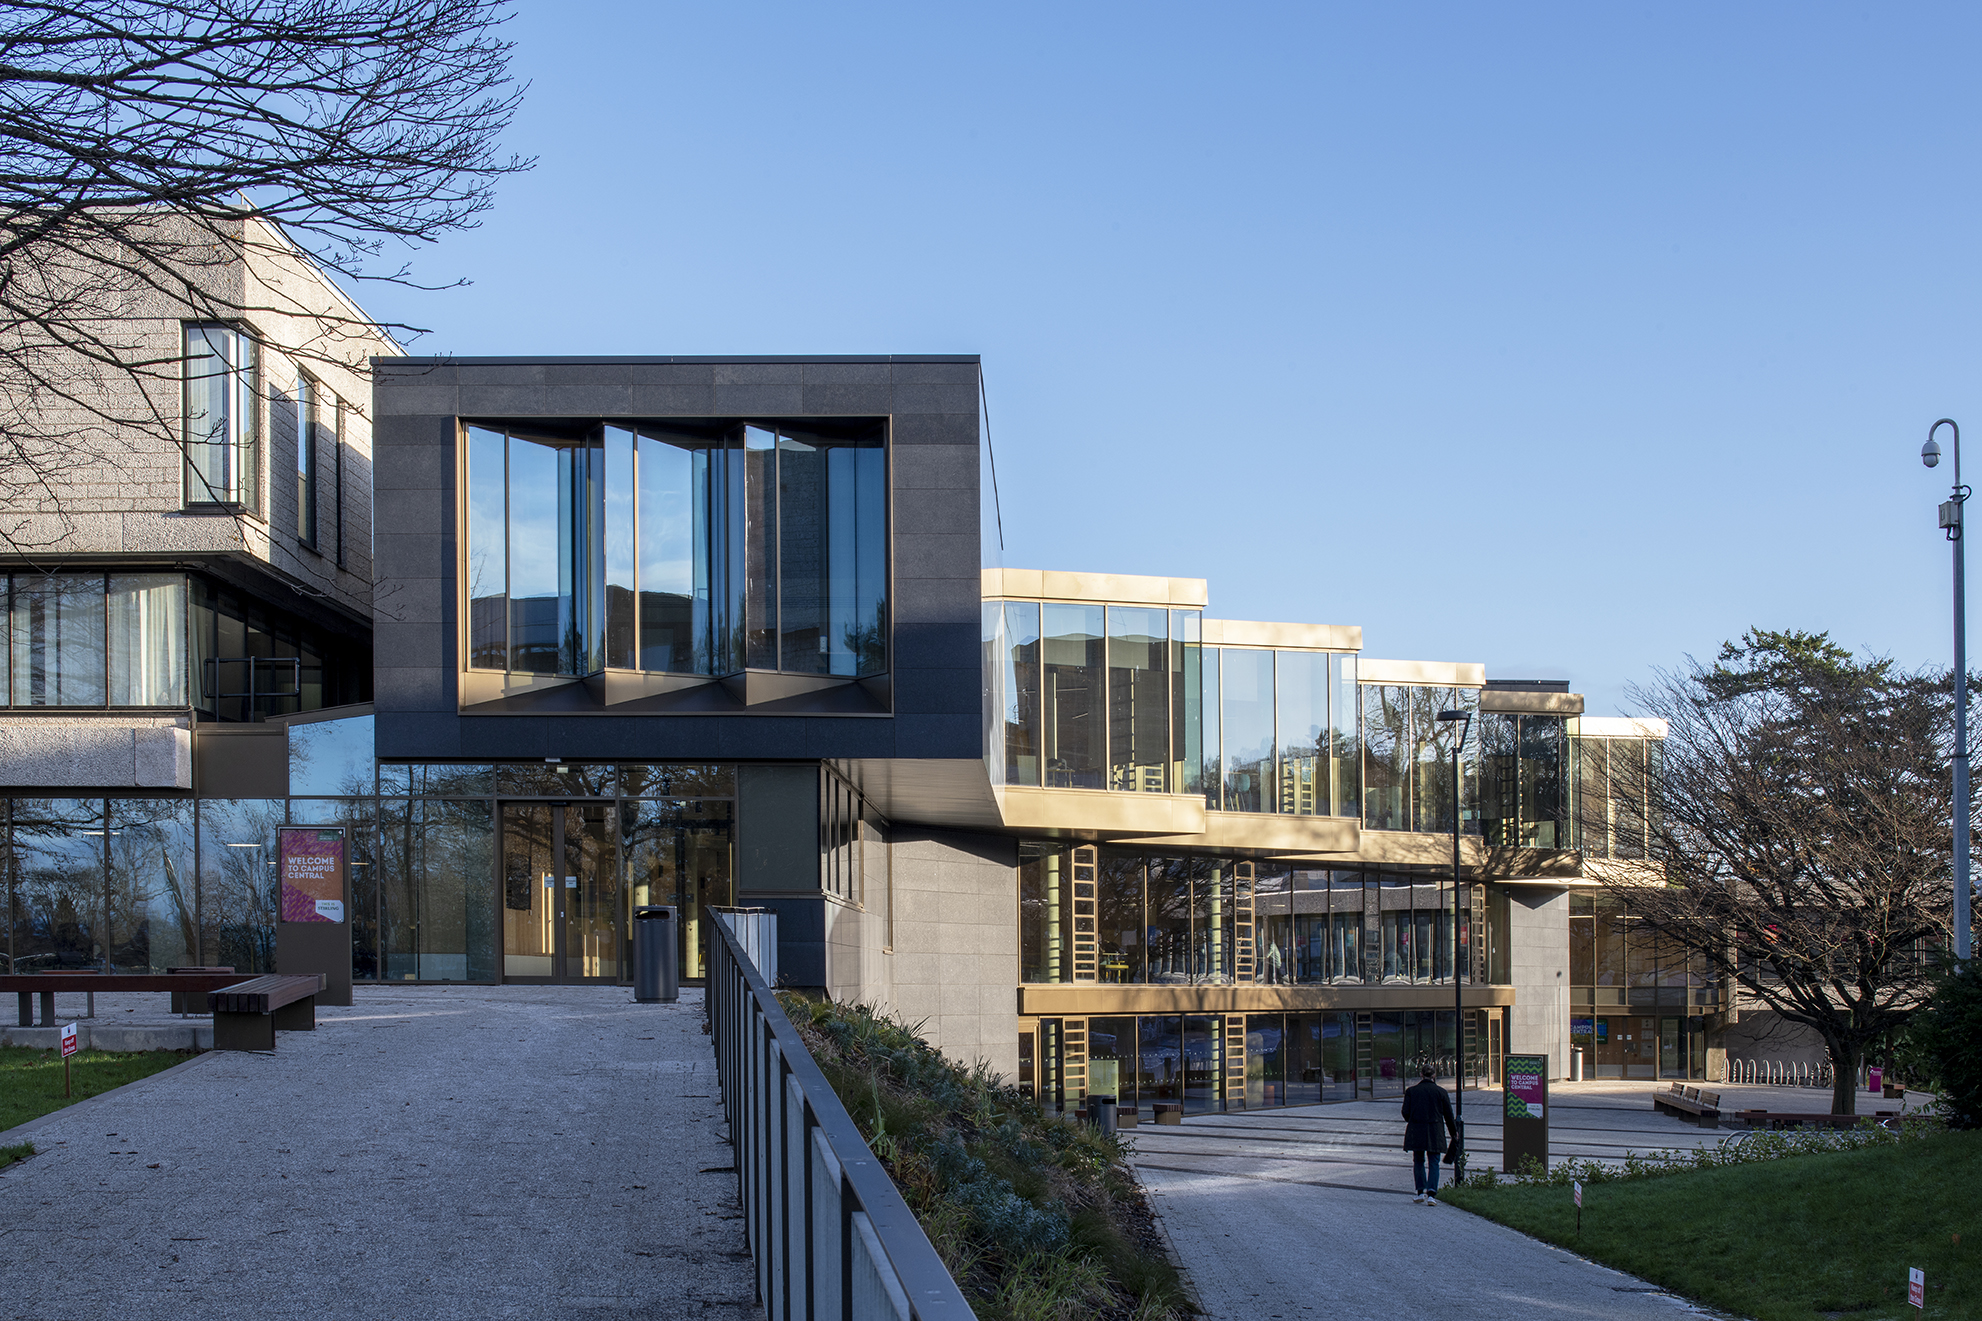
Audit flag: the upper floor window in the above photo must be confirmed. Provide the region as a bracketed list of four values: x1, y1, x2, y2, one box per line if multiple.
[1360, 683, 1478, 834]
[183, 324, 259, 509]
[295, 375, 318, 547]
[5, 572, 187, 707]
[465, 418, 889, 680]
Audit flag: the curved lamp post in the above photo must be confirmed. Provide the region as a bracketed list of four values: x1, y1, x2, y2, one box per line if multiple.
[1924, 418, 1971, 960]
[1437, 707, 1473, 1180]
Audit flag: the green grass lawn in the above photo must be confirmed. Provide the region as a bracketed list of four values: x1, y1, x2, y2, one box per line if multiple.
[1444, 1130, 1980, 1321]
[0, 1045, 193, 1134]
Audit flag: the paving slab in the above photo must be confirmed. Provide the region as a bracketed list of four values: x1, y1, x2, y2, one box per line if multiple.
[0, 986, 760, 1321]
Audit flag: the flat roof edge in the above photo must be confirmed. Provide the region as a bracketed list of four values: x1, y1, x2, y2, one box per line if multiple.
[372, 354, 982, 366]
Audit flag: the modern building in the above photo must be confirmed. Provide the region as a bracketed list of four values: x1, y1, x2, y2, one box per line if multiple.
[2, 330, 1723, 1109]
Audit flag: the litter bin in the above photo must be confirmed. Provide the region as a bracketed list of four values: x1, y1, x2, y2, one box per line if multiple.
[633, 905, 678, 1003]
[1087, 1093, 1118, 1137]
[1570, 1047, 1584, 1082]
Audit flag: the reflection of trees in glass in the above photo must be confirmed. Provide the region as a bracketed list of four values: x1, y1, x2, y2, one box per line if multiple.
[200, 799, 282, 973]
[9, 798, 105, 971]
[109, 798, 197, 971]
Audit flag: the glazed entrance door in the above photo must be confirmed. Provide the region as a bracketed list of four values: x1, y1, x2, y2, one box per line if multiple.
[500, 801, 622, 983]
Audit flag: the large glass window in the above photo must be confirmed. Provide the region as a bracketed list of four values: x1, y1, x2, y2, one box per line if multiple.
[1361, 684, 1479, 834]
[295, 375, 318, 547]
[1171, 611, 1202, 795]
[466, 419, 884, 679]
[10, 573, 106, 706]
[1275, 651, 1327, 815]
[109, 797, 197, 971]
[1220, 649, 1274, 812]
[1108, 607, 1169, 792]
[1041, 603, 1105, 789]
[190, 574, 366, 721]
[1000, 602, 1041, 786]
[183, 324, 259, 509]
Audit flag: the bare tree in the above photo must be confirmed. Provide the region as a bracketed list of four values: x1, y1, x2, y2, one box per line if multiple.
[0, 0, 531, 550]
[1608, 629, 1953, 1115]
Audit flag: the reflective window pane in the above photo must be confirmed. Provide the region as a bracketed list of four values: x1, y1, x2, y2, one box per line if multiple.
[1171, 611, 1201, 796]
[109, 797, 196, 971]
[1201, 648, 1221, 809]
[288, 713, 375, 796]
[199, 798, 283, 973]
[11, 798, 106, 970]
[1330, 654, 1359, 818]
[1220, 650, 1273, 813]
[1274, 651, 1327, 815]
[507, 433, 563, 674]
[1001, 602, 1041, 786]
[11, 573, 106, 706]
[636, 431, 708, 674]
[1107, 606, 1168, 792]
[742, 425, 777, 669]
[1362, 686, 1409, 830]
[465, 425, 508, 670]
[1041, 603, 1104, 789]
[603, 426, 636, 669]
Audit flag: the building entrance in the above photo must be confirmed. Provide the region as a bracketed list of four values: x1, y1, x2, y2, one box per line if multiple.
[500, 801, 622, 982]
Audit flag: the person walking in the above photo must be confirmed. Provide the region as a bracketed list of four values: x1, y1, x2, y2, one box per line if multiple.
[1401, 1061, 1458, 1205]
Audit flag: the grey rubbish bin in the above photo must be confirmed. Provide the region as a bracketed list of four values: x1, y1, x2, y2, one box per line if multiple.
[633, 905, 678, 1003]
[1087, 1094, 1118, 1137]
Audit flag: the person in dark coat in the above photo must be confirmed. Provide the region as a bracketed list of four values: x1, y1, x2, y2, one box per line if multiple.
[1401, 1062, 1458, 1204]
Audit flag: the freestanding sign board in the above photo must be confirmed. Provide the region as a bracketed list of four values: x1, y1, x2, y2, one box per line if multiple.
[275, 826, 352, 1007]
[59, 1022, 77, 1058]
[1910, 1267, 1925, 1309]
[1503, 1052, 1550, 1173]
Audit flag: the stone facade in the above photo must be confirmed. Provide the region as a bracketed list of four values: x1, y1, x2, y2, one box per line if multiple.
[1506, 886, 1571, 1078]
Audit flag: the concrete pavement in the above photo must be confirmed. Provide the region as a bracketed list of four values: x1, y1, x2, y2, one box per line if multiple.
[0, 986, 759, 1321]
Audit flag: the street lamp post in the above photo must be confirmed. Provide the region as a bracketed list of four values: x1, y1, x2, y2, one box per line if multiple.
[1924, 419, 1971, 961]
[1437, 707, 1473, 1181]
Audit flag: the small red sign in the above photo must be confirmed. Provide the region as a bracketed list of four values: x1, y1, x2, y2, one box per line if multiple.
[59, 1023, 77, 1058]
[1573, 1180, 1583, 1208]
[1909, 1267, 1925, 1309]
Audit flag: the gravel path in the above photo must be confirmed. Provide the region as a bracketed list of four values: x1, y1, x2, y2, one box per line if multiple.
[0, 986, 759, 1321]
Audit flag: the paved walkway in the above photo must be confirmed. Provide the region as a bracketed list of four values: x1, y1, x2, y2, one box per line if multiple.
[0, 986, 759, 1321]
[1129, 1083, 1824, 1319]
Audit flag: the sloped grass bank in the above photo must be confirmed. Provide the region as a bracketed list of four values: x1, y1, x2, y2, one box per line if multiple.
[0, 1045, 194, 1132]
[1444, 1129, 1981, 1320]
[781, 995, 1193, 1321]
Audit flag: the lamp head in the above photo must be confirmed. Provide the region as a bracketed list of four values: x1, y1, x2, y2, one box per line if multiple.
[1925, 437, 1943, 469]
[1436, 710, 1470, 723]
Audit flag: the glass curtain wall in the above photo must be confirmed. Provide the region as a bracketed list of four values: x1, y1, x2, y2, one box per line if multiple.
[1359, 684, 1479, 834]
[1020, 850, 1488, 987]
[1198, 648, 1359, 816]
[1479, 713, 1569, 847]
[985, 599, 1202, 793]
[1572, 735, 1662, 858]
[467, 419, 884, 680]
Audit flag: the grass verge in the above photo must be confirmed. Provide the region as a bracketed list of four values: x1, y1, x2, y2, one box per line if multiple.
[0, 1045, 194, 1132]
[1443, 1128, 1981, 1320]
[781, 994, 1194, 1321]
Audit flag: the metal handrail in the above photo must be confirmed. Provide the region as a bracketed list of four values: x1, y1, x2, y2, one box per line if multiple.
[708, 914, 973, 1321]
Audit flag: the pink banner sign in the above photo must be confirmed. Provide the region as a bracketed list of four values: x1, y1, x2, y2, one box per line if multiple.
[279, 827, 346, 923]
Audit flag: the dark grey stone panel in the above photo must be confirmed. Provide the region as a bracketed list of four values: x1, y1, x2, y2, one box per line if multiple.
[375, 486, 449, 532]
[627, 362, 717, 386]
[454, 362, 542, 386]
[376, 384, 461, 417]
[893, 491, 976, 536]
[891, 361, 981, 385]
[712, 384, 805, 414]
[893, 666, 980, 716]
[800, 384, 897, 415]
[892, 713, 980, 759]
[737, 764, 820, 892]
[373, 621, 449, 670]
[372, 430, 455, 492]
[374, 712, 464, 759]
[737, 893, 826, 988]
[892, 444, 977, 491]
[894, 383, 979, 415]
[627, 384, 718, 415]
[802, 361, 892, 385]
[374, 665, 454, 712]
[375, 360, 455, 386]
[451, 717, 547, 760]
[374, 576, 447, 625]
[890, 412, 978, 446]
[892, 621, 978, 673]
[374, 532, 452, 581]
[715, 362, 804, 386]
[457, 384, 636, 416]
[895, 532, 980, 582]
[892, 575, 981, 624]
[537, 362, 642, 386]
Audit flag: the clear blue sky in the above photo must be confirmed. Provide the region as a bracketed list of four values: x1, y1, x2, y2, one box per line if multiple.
[356, 2, 1982, 717]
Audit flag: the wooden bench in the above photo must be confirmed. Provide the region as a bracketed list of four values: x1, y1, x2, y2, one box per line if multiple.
[0, 972, 255, 1028]
[208, 975, 325, 1051]
[1735, 1109, 1898, 1131]
[1652, 1082, 1723, 1127]
[1152, 1102, 1184, 1125]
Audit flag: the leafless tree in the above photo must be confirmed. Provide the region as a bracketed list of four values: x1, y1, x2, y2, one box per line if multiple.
[1606, 629, 1954, 1115]
[0, 0, 531, 550]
